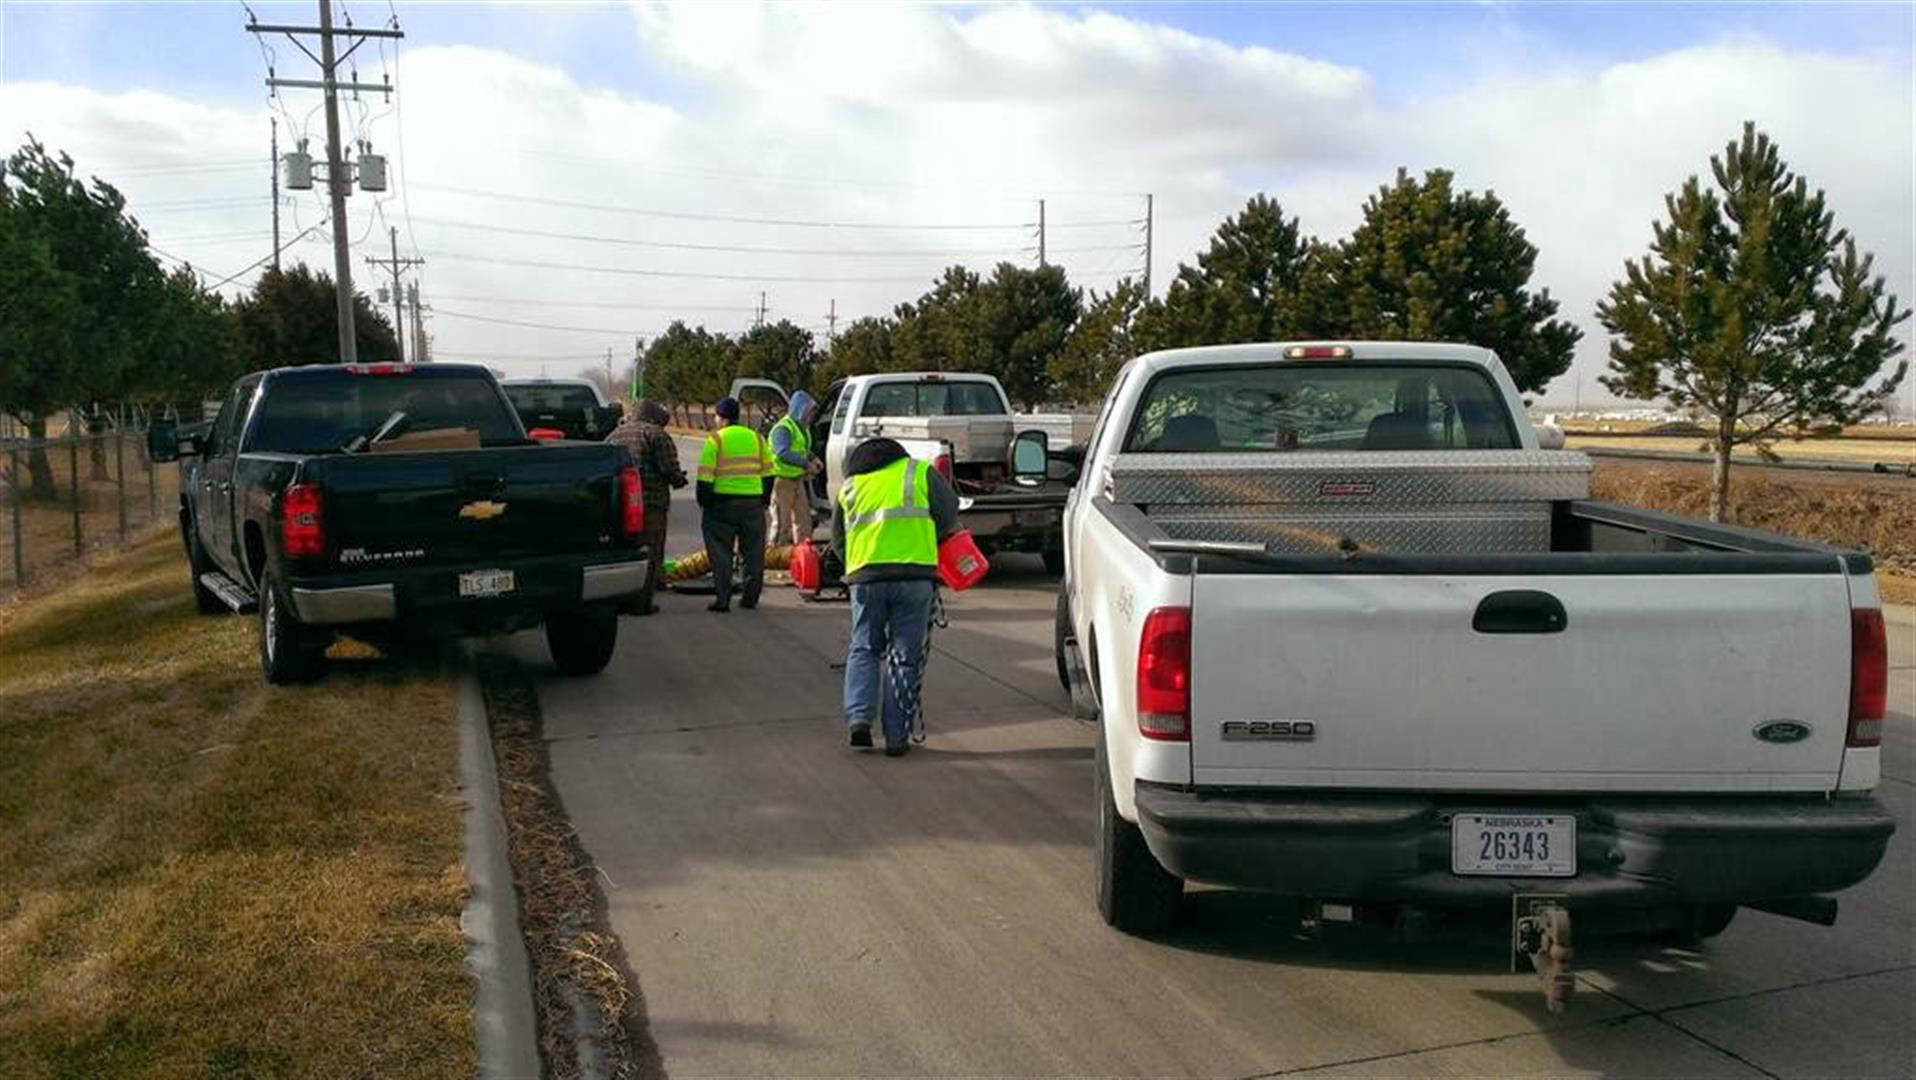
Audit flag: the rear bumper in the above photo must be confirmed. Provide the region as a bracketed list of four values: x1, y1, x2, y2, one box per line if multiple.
[1134, 784, 1896, 908]
[287, 550, 647, 629]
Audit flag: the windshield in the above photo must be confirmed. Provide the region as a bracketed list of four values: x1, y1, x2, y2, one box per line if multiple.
[1123, 363, 1518, 453]
[504, 384, 599, 412]
[861, 380, 1006, 417]
[247, 370, 525, 454]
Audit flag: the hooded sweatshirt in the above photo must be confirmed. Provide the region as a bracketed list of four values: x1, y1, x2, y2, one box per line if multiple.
[830, 437, 961, 584]
[769, 390, 816, 472]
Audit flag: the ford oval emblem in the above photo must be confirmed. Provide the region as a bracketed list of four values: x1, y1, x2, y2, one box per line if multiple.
[1754, 720, 1812, 744]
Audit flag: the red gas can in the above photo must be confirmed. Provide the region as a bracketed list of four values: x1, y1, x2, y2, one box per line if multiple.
[790, 538, 822, 591]
[937, 529, 989, 591]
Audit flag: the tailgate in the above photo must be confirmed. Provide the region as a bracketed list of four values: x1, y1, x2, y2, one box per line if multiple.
[311, 445, 624, 565]
[1189, 572, 1853, 793]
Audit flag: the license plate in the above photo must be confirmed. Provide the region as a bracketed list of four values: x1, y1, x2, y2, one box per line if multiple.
[457, 569, 516, 598]
[1451, 814, 1576, 877]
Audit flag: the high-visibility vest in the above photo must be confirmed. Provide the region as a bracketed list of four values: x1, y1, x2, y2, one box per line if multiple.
[839, 456, 936, 574]
[698, 424, 772, 496]
[769, 413, 810, 479]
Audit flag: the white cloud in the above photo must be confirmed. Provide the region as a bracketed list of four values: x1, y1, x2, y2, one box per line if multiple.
[3, 3, 1909, 403]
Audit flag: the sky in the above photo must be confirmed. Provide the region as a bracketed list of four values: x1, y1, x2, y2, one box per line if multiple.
[2, 1, 1912, 405]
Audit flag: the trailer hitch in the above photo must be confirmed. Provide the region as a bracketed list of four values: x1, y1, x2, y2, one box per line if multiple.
[1511, 895, 1575, 1014]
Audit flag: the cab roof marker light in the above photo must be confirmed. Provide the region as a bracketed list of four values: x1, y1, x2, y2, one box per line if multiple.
[1283, 345, 1352, 360]
[344, 362, 413, 375]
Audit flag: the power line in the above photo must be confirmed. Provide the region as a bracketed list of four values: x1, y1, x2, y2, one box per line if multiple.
[430, 294, 758, 313]
[435, 307, 657, 336]
[414, 182, 1037, 231]
[434, 349, 616, 362]
[205, 218, 330, 291]
[397, 213, 1038, 257]
[421, 249, 999, 284]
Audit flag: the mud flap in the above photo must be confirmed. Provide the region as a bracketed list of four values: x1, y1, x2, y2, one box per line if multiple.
[1062, 627, 1100, 722]
[1512, 894, 1574, 1014]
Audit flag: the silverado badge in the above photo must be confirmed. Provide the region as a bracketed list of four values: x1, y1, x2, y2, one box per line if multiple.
[459, 500, 508, 521]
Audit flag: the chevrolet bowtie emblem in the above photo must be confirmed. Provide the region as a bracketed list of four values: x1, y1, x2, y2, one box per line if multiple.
[459, 500, 508, 521]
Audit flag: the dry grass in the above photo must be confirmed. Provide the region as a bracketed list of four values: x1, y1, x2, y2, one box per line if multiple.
[1566, 434, 1916, 463]
[1589, 462, 1916, 604]
[0, 537, 474, 1079]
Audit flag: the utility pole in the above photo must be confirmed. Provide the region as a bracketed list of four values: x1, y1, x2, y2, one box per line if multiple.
[1038, 198, 1047, 267]
[407, 282, 427, 362]
[249, 3, 402, 363]
[755, 291, 767, 329]
[825, 298, 837, 346]
[270, 118, 281, 272]
[364, 226, 422, 361]
[1142, 193, 1154, 299]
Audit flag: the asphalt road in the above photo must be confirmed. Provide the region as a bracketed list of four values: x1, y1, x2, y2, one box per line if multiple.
[487, 453, 1916, 1078]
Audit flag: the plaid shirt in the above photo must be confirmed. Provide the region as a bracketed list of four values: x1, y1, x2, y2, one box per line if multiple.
[609, 419, 683, 508]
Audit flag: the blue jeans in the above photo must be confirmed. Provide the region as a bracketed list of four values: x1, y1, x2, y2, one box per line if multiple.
[844, 578, 936, 746]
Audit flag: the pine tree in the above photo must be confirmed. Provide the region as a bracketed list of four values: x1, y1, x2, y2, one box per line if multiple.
[1599, 123, 1909, 521]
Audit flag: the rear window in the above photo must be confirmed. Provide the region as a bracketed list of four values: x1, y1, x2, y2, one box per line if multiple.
[861, 380, 1005, 417]
[504, 384, 598, 412]
[1123, 363, 1518, 453]
[247, 370, 524, 454]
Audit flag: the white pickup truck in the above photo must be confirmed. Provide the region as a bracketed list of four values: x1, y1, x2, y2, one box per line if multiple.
[733, 373, 1084, 569]
[1049, 341, 1893, 982]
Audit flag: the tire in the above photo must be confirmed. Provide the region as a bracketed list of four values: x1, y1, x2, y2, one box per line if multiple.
[546, 606, 618, 676]
[1054, 590, 1072, 694]
[1094, 738, 1183, 935]
[186, 527, 226, 615]
[1041, 548, 1065, 575]
[258, 570, 328, 684]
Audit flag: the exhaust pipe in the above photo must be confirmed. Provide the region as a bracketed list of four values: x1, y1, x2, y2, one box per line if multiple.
[1746, 895, 1839, 927]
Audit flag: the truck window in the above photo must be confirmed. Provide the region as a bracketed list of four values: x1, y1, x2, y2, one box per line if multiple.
[204, 377, 258, 457]
[1123, 364, 1518, 453]
[504, 384, 599, 412]
[246, 370, 524, 454]
[861, 380, 1006, 417]
[830, 387, 852, 436]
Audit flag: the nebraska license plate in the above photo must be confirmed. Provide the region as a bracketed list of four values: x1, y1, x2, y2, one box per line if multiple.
[1451, 813, 1576, 877]
[457, 569, 516, 598]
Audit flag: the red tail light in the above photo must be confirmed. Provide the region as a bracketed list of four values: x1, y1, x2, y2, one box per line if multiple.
[1137, 606, 1192, 741]
[281, 483, 325, 558]
[528, 427, 565, 442]
[1849, 608, 1887, 747]
[617, 465, 644, 539]
[932, 453, 953, 480]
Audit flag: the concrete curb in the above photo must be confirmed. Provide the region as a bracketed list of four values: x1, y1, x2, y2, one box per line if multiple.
[457, 660, 543, 1080]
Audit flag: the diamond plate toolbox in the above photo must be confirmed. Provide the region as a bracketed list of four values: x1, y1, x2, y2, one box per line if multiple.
[1107, 450, 1592, 506]
[1108, 450, 1591, 554]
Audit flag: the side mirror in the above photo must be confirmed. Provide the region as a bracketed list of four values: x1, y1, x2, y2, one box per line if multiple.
[1010, 429, 1049, 484]
[147, 419, 198, 462]
[1536, 423, 1567, 450]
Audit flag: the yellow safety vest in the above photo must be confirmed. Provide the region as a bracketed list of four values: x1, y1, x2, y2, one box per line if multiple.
[698, 425, 772, 496]
[769, 414, 810, 479]
[839, 456, 937, 574]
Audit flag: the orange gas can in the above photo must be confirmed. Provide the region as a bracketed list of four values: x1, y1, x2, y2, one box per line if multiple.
[790, 538, 822, 591]
[937, 529, 989, 591]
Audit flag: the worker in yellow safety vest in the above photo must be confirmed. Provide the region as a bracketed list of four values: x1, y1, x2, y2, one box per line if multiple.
[831, 437, 959, 756]
[696, 396, 774, 612]
[766, 390, 820, 546]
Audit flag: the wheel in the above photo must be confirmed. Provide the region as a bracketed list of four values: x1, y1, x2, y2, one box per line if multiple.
[186, 527, 226, 615]
[1054, 590, 1072, 693]
[258, 570, 328, 684]
[1042, 548, 1065, 575]
[546, 606, 618, 676]
[1094, 738, 1183, 935]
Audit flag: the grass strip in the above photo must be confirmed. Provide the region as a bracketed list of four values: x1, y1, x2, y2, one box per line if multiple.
[0, 536, 473, 1079]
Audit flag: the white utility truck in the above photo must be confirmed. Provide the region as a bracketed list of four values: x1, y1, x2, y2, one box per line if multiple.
[733, 373, 1085, 570]
[1046, 342, 1893, 1008]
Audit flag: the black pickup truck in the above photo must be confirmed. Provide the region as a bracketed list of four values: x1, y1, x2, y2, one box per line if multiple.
[148, 362, 650, 683]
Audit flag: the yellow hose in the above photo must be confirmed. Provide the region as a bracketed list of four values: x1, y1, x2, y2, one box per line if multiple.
[662, 545, 793, 583]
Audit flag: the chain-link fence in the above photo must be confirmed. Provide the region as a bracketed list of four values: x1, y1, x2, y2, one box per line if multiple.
[2, 426, 182, 594]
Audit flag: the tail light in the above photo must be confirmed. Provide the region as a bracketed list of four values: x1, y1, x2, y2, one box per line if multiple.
[617, 465, 644, 540]
[281, 483, 325, 558]
[1849, 608, 1887, 747]
[1137, 606, 1192, 741]
[932, 453, 953, 480]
